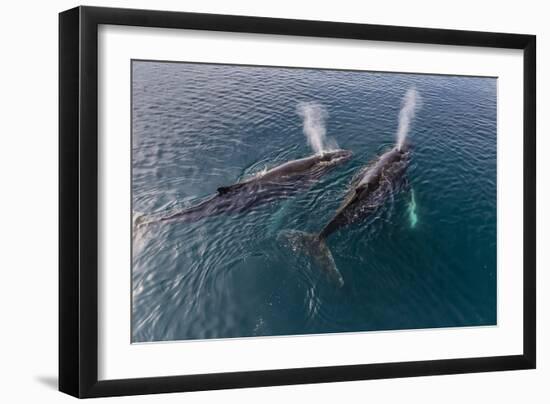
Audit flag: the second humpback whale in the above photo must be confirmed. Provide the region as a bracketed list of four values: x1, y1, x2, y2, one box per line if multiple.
[282, 143, 411, 287]
[282, 88, 420, 287]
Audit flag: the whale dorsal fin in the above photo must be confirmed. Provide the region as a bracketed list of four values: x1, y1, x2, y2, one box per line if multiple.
[217, 183, 245, 195]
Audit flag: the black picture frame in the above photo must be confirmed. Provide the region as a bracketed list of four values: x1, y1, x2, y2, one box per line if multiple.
[59, 5, 536, 398]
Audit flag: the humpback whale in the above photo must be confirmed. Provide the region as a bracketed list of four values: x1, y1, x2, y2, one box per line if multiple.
[141, 149, 353, 224]
[282, 143, 411, 287]
[283, 88, 420, 287]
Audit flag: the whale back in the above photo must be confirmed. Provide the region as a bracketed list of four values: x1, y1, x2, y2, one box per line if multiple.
[319, 147, 409, 239]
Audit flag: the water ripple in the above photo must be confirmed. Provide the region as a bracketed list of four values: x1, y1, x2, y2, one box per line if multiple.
[132, 61, 497, 342]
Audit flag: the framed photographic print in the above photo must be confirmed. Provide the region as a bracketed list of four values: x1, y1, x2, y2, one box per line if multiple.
[59, 6, 536, 398]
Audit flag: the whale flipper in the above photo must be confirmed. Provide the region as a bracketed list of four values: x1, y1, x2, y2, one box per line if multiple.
[408, 187, 418, 228]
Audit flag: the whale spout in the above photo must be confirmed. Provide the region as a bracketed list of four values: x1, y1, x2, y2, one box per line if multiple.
[396, 87, 421, 152]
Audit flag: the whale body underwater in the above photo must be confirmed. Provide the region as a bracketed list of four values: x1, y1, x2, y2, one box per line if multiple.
[145, 149, 353, 224]
[281, 142, 412, 287]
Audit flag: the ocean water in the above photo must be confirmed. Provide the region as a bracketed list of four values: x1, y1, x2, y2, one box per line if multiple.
[131, 60, 497, 343]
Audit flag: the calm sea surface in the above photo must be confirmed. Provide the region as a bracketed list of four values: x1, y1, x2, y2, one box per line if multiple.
[131, 61, 496, 343]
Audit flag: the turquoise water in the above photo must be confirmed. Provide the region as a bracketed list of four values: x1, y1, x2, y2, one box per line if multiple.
[131, 61, 496, 343]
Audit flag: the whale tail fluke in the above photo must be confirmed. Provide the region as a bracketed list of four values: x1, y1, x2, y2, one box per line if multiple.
[278, 229, 344, 287]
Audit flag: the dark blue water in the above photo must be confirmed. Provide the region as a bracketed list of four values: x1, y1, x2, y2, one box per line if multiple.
[131, 61, 496, 343]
